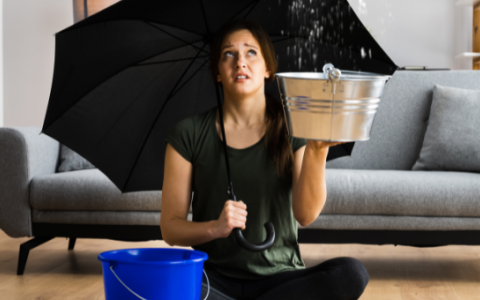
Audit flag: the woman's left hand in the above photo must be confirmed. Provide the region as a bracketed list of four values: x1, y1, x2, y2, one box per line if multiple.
[307, 140, 347, 152]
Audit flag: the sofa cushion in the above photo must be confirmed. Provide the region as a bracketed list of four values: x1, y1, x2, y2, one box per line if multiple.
[326, 71, 480, 171]
[57, 144, 96, 172]
[412, 85, 480, 172]
[30, 169, 179, 212]
[32, 211, 192, 225]
[299, 215, 480, 230]
[322, 169, 480, 217]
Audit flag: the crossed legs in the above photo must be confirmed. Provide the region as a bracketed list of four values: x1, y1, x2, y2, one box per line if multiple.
[201, 257, 369, 300]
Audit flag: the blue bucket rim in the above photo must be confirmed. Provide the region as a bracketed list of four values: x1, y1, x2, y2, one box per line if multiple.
[98, 248, 208, 266]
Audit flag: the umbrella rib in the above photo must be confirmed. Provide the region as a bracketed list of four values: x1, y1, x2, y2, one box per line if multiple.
[92, 54, 209, 152]
[164, 42, 208, 102]
[121, 42, 208, 191]
[90, 62, 180, 160]
[238, 0, 259, 21]
[143, 21, 210, 55]
[168, 57, 210, 100]
[135, 55, 210, 67]
[270, 36, 299, 43]
[192, 62, 208, 114]
[43, 41, 209, 131]
[199, 0, 211, 35]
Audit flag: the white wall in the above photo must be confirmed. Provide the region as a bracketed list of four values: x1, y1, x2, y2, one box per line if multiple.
[3, 0, 73, 127]
[348, 0, 473, 70]
[1, 1, 474, 127]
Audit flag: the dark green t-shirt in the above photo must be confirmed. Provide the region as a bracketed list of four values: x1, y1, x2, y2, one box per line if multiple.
[165, 106, 307, 280]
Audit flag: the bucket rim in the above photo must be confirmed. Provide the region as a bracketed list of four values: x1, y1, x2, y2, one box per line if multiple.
[98, 248, 208, 266]
[275, 71, 391, 81]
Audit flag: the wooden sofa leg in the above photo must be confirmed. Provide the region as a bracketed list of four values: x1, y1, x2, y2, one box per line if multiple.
[68, 238, 77, 250]
[17, 237, 54, 275]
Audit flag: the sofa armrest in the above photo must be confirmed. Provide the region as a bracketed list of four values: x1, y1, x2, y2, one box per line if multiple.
[0, 127, 60, 237]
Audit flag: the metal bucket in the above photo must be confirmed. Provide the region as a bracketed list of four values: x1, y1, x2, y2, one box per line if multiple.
[276, 63, 390, 142]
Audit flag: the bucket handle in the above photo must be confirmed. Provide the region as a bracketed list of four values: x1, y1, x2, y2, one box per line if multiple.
[109, 265, 210, 300]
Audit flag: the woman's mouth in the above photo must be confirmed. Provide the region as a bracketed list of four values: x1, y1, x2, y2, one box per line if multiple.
[235, 75, 249, 82]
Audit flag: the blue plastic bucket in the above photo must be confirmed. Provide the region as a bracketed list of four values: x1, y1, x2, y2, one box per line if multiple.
[98, 248, 209, 300]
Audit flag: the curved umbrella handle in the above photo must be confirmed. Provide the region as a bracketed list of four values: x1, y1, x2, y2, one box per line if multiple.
[213, 83, 275, 252]
[233, 222, 275, 252]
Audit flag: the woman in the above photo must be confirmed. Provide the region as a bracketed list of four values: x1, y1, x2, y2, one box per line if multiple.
[161, 20, 369, 300]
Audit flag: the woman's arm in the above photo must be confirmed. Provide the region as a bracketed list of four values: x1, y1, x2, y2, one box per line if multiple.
[160, 143, 218, 247]
[291, 141, 345, 227]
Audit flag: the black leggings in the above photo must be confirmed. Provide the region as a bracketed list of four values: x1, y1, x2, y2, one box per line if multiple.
[200, 257, 369, 300]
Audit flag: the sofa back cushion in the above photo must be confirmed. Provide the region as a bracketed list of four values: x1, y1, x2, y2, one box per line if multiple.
[326, 70, 480, 170]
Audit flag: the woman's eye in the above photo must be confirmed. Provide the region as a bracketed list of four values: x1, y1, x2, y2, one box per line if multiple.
[223, 50, 255, 57]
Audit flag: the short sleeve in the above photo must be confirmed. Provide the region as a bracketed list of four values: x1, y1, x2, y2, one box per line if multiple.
[165, 117, 195, 163]
[290, 136, 307, 153]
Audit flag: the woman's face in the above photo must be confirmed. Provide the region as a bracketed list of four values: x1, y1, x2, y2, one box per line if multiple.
[217, 29, 271, 97]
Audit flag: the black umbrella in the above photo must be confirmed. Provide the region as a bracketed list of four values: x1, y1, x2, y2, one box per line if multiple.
[41, 0, 397, 251]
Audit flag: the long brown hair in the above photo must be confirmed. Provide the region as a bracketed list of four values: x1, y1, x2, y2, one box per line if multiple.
[209, 20, 294, 180]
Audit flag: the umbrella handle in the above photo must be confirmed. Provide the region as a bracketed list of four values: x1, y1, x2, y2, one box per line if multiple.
[214, 83, 275, 251]
[233, 223, 275, 252]
[228, 194, 275, 252]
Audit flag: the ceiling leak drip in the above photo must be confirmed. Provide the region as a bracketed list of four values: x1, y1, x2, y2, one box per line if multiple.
[266, 0, 395, 74]
[287, 0, 369, 71]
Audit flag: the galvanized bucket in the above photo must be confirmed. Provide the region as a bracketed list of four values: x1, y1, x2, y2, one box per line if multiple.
[276, 63, 390, 142]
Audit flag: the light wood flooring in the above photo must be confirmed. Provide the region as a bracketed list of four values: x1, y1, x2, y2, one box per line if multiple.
[1, 229, 480, 299]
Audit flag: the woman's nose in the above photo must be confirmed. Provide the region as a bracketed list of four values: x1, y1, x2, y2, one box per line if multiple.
[236, 56, 246, 69]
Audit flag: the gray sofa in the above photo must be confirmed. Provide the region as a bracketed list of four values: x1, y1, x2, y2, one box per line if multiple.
[1, 70, 479, 276]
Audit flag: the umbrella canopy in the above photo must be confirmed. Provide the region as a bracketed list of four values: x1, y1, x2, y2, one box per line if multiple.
[42, 0, 397, 193]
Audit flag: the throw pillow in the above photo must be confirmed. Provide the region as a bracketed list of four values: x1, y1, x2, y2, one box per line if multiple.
[412, 84, 480, 172]
[57, 144, 96, 172]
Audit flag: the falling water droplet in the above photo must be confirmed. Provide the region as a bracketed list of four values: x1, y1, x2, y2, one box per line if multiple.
[360, 47, 366, 59]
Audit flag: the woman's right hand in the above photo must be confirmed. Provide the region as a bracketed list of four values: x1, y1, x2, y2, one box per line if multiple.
[214, 200, 248, 238]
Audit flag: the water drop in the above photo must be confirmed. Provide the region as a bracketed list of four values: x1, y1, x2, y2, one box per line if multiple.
[358, 0, 367, 15]
[361, 47, 366, 59]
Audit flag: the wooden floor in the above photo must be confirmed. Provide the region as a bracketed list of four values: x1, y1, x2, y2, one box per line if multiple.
[1, 230, 480, 299]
